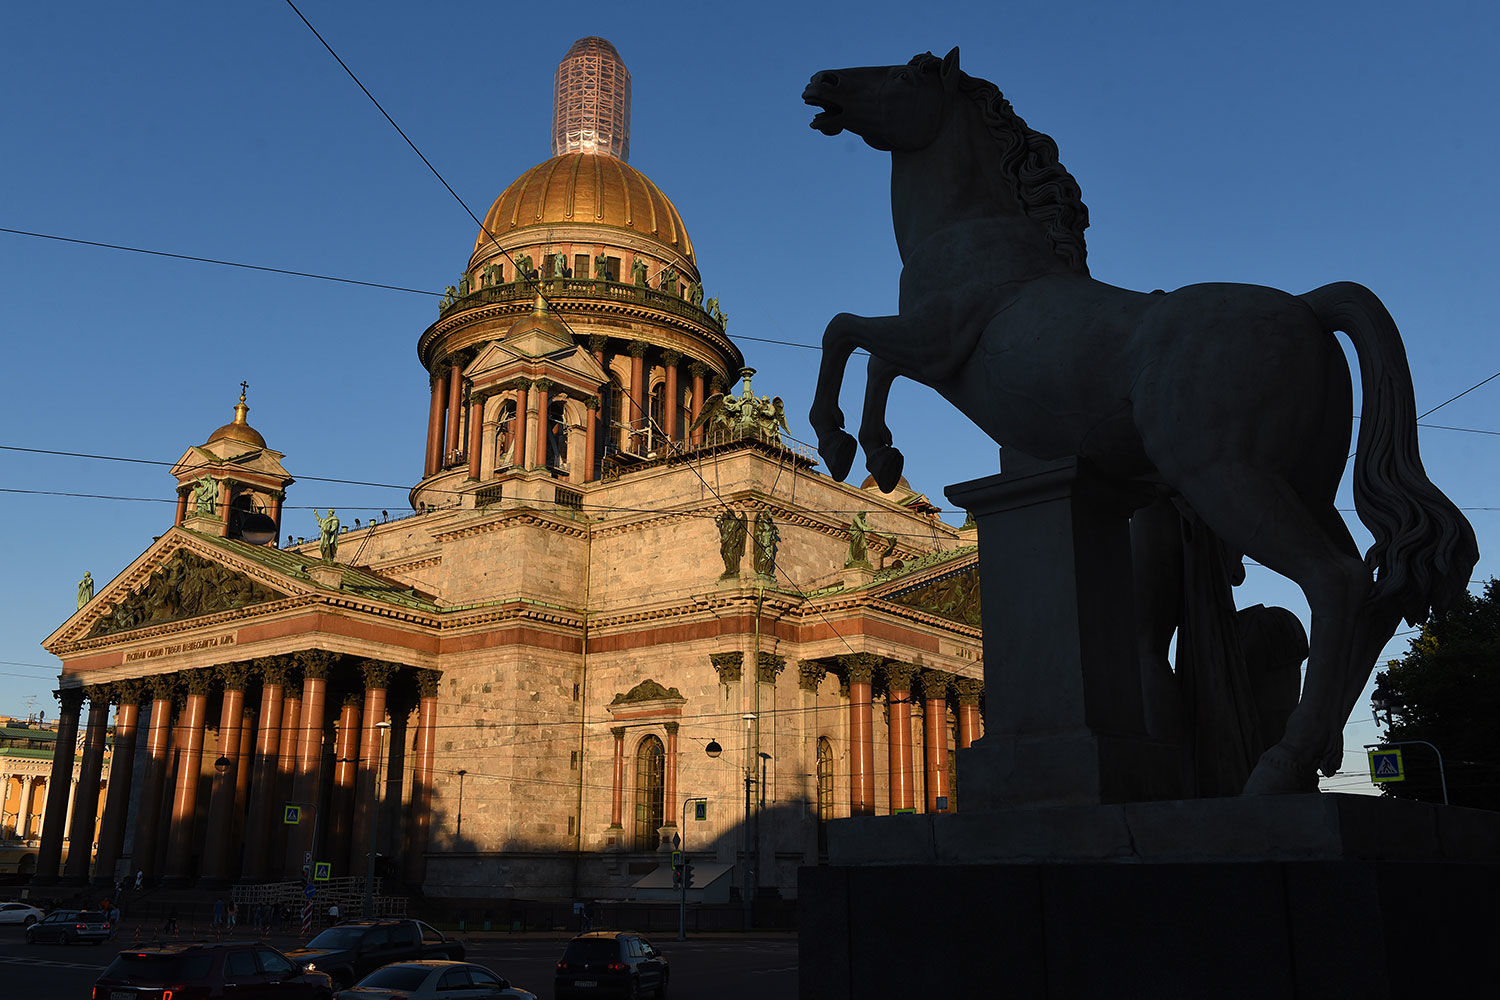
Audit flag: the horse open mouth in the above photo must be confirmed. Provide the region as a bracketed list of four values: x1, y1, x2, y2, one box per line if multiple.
[804, 93, 844, 135]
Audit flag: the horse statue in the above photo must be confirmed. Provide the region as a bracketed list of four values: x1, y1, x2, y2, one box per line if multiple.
[802, 48, 1478, 795]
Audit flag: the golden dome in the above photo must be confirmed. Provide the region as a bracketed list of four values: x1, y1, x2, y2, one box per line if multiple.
[206, 391, 266, 449]
[475, 152, 693, 260]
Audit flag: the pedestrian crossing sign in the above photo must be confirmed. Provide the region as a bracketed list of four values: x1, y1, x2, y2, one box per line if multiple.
[314, 862, 332, 882]
[283, 804, 302, 824]
[1369, 748, 1405, 783]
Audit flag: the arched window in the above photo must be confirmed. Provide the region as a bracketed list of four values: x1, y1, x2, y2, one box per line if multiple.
[647, 382, 666, 452]
[495, 398, 517, 470]
[547, 398, 569, 471]
[816, 737, 835, 855]
[606, 374, 626, 456]
[634, 735, 665, 851]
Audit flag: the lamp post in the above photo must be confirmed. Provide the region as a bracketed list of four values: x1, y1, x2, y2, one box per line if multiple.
[455, 769, 468, 838]
[364, 721, 391, 917]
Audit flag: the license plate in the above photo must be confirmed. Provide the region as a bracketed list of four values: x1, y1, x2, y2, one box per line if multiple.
[110, 992, 134, 1000]
[576, 981, 597, 987]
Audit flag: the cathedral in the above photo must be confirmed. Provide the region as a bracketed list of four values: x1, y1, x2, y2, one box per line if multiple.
[36, 37, 983, 904]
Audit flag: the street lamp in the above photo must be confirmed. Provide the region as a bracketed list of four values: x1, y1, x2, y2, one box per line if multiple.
[364, 721, 391, 917]
[213, 755, 232, 775]
[455, 769, 468, 837]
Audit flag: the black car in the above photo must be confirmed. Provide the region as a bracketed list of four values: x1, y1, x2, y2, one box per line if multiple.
[25, 909, 111, 944]
[91, 941, 333, 999]
[285, 919, 465, 990]
[554, 932, 668, 1000]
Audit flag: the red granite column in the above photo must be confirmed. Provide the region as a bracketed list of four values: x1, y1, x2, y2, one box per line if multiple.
[466, 396, 484, 480]
[240, 657, 287, 880]
[841, 655, 877, 815]
[922, 672, 952, 812]
[218, 482, 232, 537]
[425, 371, 445, 477]
[663, 722, 680, 834]
[164, 670, 213, 884]
[174, 491, 189, 526]
[627, 341, 647, 451]
[609, 727, 626, 831]
[62, 688, 109, 883]
[130, 677, 175, 884]
[533, 380, 552, 469]
[688, 363, 707, 446]
[329, 693, 362, 875]
[661, 350, 681, 442]
[955, 678, 983, 748]
[267, 491, 284, 546]
[232, 701, 254, 853]
[583, 397, 599, 482]
[444, 362, 463, 463]
[405, 670, 441, 884]
[200, 663, 249, 886]
[92, 681, 142, 885]
[271, 679, 303, 870]
[286, 650, 332, 877]
[33, 687, 85, 884]
[352, 660, 394, 878]
[516, 386, 534, 476]
[884, 663, 917, 813]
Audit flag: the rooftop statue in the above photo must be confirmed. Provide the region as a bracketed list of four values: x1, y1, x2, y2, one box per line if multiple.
[191, 474, 217, 516]
[803, 48, 1478, 795]
[77, 571, 93, 610]
[312, 508, 340, 563]
[689, 367, 789, 447]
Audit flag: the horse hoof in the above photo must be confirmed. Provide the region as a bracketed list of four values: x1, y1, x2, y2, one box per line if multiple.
[819, 430, 858, 482]
[1242, 746, 1318, 796]
[867, 446, 905, 493]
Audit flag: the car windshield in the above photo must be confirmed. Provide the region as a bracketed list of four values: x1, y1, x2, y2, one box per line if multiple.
[357, 966, 430, 990]
[563, 939, 620, 962]
[102, 953, 214, 983]
[306, 926, 368, 949]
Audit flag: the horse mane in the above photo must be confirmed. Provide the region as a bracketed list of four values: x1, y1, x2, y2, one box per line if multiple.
[910, 53, 1090, 275]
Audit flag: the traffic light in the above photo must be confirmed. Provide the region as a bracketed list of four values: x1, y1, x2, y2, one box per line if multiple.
[683, 861, 695, 889]
[672, 864, 682, 889]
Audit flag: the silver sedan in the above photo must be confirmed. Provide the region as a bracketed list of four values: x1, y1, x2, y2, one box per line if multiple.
[0, 902, 45, 926]
[336, 960, 536, 1000]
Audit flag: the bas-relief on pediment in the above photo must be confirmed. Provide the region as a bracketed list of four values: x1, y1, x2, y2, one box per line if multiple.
[87, 548, 286, 638]
[881, 564, 981, 627]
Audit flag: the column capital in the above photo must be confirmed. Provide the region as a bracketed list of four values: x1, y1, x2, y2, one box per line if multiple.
[836, 652, 881, 685]
[360, 659, 397, 691]
[660, 348, 682, 366]
[54, 687, 86, 714]
[663, 721, 680, 736]
[182, 669, 215, 696]
[585, 395, 602, 411]
[534, 377, 554, 393]
[920, 669, 952, 702]
[253, 655, 293, 687]
[341, 690, 364, 709]
[82, 683, 112, 705]
[113, 678, 145, 707]
[797, 659, 827, 692]
[688, 360, 710, 378]
[882, 661, 918, 693]
[709, 651, 743, 684]
[218, 661, 251, 692]
[756, 652, 786, 684]
[295, 649, 337, 679]
[587, 334, 608, 355]
[626, 340, 649, 358]
[953, 676, 984, 705]
[709, 375, 726, 394]
[146, 673, 177, 701]
[415, 669, 443, 699]
[610, 726, 627, 741]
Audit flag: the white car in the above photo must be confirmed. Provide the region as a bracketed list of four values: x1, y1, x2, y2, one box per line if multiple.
[0, 901, 45, 926]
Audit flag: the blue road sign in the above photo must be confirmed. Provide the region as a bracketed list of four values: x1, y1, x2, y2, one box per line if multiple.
[303, 883, 317, 899]
[283, 804, 302, 825]
[1369, 748, 1405, 783]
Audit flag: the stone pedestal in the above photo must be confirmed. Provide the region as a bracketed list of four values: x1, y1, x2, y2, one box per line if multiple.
[945, 454, 1177, 807]
[306, 564, 343, 589]
[801, 796, 1500, 998]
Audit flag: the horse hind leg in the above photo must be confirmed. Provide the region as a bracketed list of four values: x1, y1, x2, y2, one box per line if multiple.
[857, 356, 905, 493]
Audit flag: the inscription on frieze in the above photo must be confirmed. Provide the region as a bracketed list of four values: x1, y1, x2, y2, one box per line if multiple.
[124, 634, 236, 663]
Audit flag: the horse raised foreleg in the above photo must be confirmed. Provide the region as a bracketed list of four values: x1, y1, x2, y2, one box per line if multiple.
[858, 356, 905, 493]
[810, 312, 928, 482]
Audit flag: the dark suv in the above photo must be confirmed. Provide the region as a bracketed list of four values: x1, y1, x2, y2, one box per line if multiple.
[285, 919, 465, 990]
[91, 941, 333, 999]
[555, 932, 668, 999]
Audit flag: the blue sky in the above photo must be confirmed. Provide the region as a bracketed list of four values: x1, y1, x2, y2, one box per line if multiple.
[2, 1, 1496, 791]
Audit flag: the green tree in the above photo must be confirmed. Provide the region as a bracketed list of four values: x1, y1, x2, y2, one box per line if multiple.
[1372, 578, 1500, 810]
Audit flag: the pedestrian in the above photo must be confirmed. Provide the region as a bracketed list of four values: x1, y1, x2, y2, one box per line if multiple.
[328, 901, 340, 924]
[134, 870, 144, 891]
[212, 897, 226, 929]
[108, 902, 121, 939]
[227, 900, 237, 930]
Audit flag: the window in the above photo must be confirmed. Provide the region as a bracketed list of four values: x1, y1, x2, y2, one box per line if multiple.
[223, 951, 257, 978]
[548, 399, 569, 471]
[418, 921, 444, 945]
[494, 398, 517, 470]
[647, 382, 666, 451]
[634, 734, 665, 850]
[817, 737, 835, 854]
[574, 254, 591, 278]
[256, 950, 293, 976]
[470, 968, 503, 990]
[438, 968, 471, 991]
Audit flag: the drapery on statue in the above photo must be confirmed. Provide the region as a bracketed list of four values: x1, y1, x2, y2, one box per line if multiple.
[77, 571, 94, 610]
[191, 474, 217, 516]
[802, 48, 1478, 795]
[753, 511, 779, 577]
[312, 509, 340, 562]
[845, 511, 870, 567]
[716, 508, 747, 577]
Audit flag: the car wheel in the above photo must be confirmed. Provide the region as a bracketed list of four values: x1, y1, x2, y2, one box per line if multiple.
[657, 970, 669, 999]
[22, 915, 36, 927]
[59, 931, 72, 946]
[627, 975, 642, 1000]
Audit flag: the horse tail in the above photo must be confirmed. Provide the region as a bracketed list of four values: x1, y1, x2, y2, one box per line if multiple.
[1300, 281, 1478, 623]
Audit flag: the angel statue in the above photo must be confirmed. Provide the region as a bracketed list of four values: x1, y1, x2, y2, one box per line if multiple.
[191, 474, 217, 516]
[750, 394, 790, 446]
[688, 391, 741, 444]
[312, 509, 340, 562]
[752, 511, 779, 577]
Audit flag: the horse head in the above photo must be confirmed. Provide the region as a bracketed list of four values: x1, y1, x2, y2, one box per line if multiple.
[803, 47, 962, 152]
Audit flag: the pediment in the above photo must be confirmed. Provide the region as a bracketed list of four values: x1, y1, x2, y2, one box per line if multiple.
[466, 339, 608, 392]
[879, 562, 981, 627]
[169, 443, 292, 482]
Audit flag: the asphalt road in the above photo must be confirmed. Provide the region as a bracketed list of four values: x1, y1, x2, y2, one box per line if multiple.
[0, 923, 799, 999]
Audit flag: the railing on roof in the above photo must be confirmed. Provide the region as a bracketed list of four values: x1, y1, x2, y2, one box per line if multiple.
[438, 276, 725, 332]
